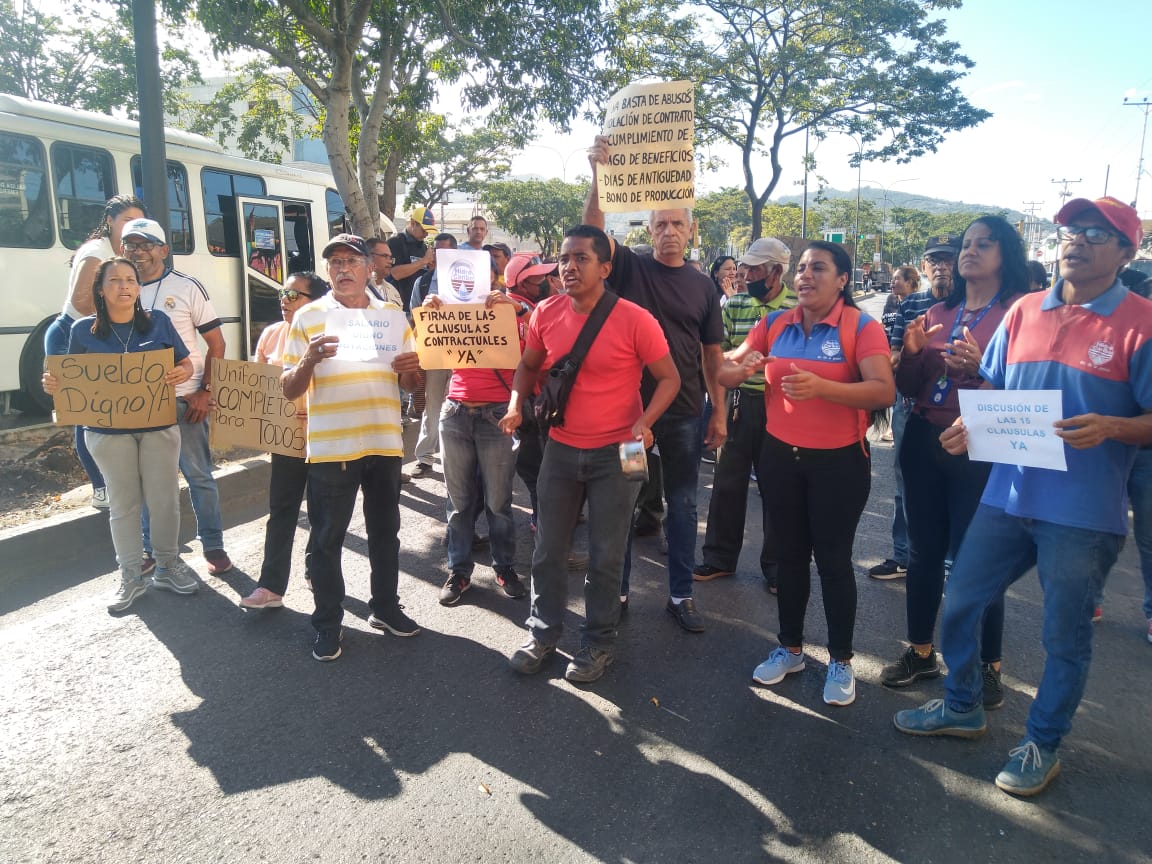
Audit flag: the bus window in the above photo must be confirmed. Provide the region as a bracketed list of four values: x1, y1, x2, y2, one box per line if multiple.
[202, 168, 265, 256]
[131, 157, 194, 255]
[284, 203, 314, 273]
[50, 143, 116, 249]
[0, 132, 52, 248]
[326, 188, 347, 237]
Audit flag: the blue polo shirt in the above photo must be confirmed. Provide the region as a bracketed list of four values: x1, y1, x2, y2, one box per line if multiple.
[978, 279, 1152, 535]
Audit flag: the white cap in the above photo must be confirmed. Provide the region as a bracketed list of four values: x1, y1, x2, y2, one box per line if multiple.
[120, 218, 166, 245]
[741, 237, 790, 268]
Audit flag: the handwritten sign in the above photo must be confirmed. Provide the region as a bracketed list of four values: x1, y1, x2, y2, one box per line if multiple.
[210, 358, 305, 458]
[48, 350, 176, 429]
[325, 308, 408, 362]
[597, 79, 695, 213]
[958, 389, 1067, 472]
[435, 249, 493, 304]
[412, 303, 521, 370]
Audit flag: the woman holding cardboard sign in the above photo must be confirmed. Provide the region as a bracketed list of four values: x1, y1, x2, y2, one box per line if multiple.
[42, 257, 193, 613]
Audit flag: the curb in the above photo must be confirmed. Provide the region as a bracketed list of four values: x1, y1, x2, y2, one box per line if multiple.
[0, 454, 272, 583]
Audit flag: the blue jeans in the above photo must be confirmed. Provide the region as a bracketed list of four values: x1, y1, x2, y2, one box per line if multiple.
[941, 504, 1121, 751]
[440, 400, 516, 574]
[1127, 449, 1152, 620]
[622, 414, 700, 599]
[890, 396, 911, 565]
[46, 313, 104, 489]
[143, 397, 224, 554]
[528, 441, 641, 649]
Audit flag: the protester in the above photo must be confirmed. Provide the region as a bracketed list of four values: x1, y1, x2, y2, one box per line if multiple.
[709, 255, 738, 304]
[386, 207, 436, 314]
[42, 258, 194, 611]
[720, 241, 894, 706]
[410, 232, 459, 478]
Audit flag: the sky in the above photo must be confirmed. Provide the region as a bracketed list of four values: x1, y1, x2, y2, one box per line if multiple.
[499, 0, 1152, 221]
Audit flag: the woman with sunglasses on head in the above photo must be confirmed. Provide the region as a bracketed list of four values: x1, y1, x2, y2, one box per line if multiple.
[880, 215, 1029, 706]
[240, 272, 330, 609]
[42, 257, 193, 612]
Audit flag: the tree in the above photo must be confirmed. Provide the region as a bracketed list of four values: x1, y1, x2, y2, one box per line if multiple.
[0, 0, 200, 116]
[693, 187, 751, 262]
[183, 0, 608, 237]
[608, 0, 990, 239]
[478, 178, 588, 259]
[400, 115, 519, 211]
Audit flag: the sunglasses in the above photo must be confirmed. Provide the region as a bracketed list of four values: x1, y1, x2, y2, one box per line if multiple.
[277, 288, 312, 301]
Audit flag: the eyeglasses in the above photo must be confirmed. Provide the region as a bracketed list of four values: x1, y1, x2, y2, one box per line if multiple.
[123, 241, 159, 253]
[277, 288, 311, 302]
[327, 257, 365, 270]
[1057, 225, 1119, 245]
[924, 254, 955, 267]
[371, 252, 394, 261]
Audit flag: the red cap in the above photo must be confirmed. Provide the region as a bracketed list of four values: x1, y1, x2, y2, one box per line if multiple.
[504, 253, 556, 288]
[1055, 197, 1143, 248]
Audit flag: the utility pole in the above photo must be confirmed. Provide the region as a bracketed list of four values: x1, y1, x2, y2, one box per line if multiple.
[1021, 200, 1044, 251]
[1051, 178, 1080, 207]
[1123, 96, 1151, 212]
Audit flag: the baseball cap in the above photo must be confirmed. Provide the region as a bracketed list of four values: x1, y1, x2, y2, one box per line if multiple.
[321, 233, 368, 258]
[409, 207, 436, 230]
[505, 253, 556, 288]
[1055, 197, 1143, 248]
[741, 237, 791, 268]
[121, 218, 166, 245]
[923, 233, 961, 257]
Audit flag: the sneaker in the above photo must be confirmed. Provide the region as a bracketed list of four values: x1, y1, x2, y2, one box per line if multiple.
[982, 663, 1004, 710]
[1091, 606, 1103, 623]
[893, 698, 986, 738]
[995, 739, 1061, 797]
[565, 646, 614, 683]
[509, 638, 556, 675]
[868, 559, 907, 580]
[312, 627, 343, 662]
[108, 576, 147, 612]
[204, 549, 233, 575]
[752, 646, 806, 686]
[91, 487, 109, 509]
[368, 605, 421, 636]
[141, 556, 156, 577]
[881, 646, 941, 688]
[410, 462, 435, 478]
[1147, 617, 1152, 645]
[152, 564, 199, 595]
[692, 564, 734, 582]
[239, 587, 283, 609]
[824, 660, 856, 706]
[439, 572, 471, 606]
[494, 566, 527, 599]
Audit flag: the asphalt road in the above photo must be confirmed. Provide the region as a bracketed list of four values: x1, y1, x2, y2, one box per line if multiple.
[2, 292, 1150, 864]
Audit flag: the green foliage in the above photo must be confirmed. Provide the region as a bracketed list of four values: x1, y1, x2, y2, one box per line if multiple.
[400, 116, 519, 210]
[693, 187, 750, 261]
[478, 178, 589, 259]
[0, 0, 201, 116]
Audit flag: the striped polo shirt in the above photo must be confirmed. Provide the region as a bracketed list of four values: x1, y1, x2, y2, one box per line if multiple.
[723, 286, 797, 393]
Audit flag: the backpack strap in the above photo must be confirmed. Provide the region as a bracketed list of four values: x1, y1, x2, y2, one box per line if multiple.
[836, 304, 870, 443]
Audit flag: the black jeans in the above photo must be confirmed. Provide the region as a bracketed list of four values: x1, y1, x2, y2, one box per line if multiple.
[306, 456, 403, 632]
[899, 412, 1003, 661]
[700, 389, 777, 579]
[258, 452, 313, 595]
[761, 434, 870, 661]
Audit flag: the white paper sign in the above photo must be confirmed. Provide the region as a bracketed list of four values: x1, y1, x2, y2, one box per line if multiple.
[435, 249, 491, 304]
[958, 389, 1067, 472]
[325, 308, 408, 362]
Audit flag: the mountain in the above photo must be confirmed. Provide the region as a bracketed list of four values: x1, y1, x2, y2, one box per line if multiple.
[777, 187, 1050, 227]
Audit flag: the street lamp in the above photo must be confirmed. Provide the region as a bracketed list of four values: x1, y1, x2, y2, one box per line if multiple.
[863, 177, 918, 273]
[522, 144, 588, 182]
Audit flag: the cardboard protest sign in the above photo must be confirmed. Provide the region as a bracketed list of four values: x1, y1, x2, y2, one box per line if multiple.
[210, 358, 306, 458]
[48, 349, 176, 429]
[958, 389, 1067, 471]
[325, 307, 409, 362]
[435, 249, 492, 304]
[597, 79, 695, 213]
[412, 303, 521, 370]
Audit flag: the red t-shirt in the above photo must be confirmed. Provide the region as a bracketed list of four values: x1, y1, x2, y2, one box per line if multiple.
[447, 294, 535, 403]
[526, 293, 670, 449]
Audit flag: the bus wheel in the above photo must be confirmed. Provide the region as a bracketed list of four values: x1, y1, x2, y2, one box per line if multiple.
[18, 318, 54, 415]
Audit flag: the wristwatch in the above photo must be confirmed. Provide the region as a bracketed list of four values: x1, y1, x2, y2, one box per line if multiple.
[516, 302, 530, 317]
[201, 383, 212, 393]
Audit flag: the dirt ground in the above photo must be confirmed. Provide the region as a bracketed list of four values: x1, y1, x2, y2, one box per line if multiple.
[0, 429, 92, 531]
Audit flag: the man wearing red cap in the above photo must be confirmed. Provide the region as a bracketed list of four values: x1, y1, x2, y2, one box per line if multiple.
[895, 197, 1152, 797]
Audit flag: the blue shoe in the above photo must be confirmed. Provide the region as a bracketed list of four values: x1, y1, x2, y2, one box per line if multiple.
[995, 739, 1061, 797]
[823, 660, 856, 706]
[752, 646, 805, 686]
[893, 698, 986, 738]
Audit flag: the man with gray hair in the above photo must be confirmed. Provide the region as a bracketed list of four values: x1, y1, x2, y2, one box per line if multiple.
[693, 237, 793, 589]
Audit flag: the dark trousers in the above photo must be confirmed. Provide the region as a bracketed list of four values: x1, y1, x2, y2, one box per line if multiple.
[515, 413, 545, 521]
[306, 455, 402, 631]
[761, 434, 870, 661]
[900, 412, 1003, 661]
[258, 453, 313, 595]
[700, 389, 777, 579]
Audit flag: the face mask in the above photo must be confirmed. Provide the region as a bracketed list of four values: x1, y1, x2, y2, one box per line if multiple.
[747, 277, 769, 300]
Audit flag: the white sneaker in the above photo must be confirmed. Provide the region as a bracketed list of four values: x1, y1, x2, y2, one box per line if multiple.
[108, 576, 147, 612]
[824, 660, 856, 706]
[1146, 618, 1152, 645]
[752, 646, 806, 686]
[91, 487, 109, 509]
[152, 564, 199, 595]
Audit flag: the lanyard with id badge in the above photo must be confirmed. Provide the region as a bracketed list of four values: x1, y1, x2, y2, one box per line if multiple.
[928, 293, 999, 407]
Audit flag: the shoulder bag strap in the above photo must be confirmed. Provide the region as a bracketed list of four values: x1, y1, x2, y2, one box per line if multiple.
[567, 290, 619, 368]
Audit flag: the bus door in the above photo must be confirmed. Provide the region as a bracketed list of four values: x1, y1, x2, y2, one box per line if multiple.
[236, 196, 286, 359]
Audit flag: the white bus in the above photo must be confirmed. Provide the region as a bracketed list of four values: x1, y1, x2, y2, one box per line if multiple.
[0, 93, 352, 413]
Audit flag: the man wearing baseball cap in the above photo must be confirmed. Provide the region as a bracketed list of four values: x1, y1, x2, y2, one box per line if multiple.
[895, 197, 1152, 797]
[386, 206, 437, 314]
[693, 238, 792, 590]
